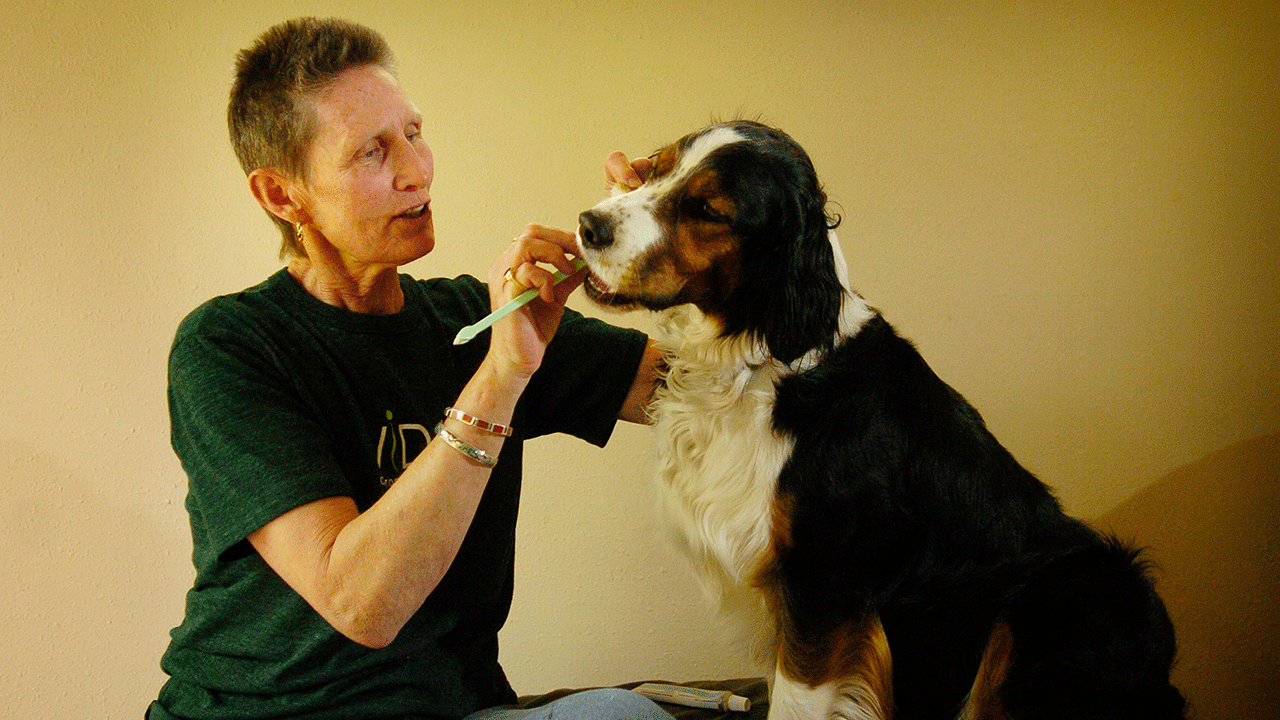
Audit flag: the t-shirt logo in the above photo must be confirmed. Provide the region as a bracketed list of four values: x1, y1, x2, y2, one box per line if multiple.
[377, 410, 430, 487]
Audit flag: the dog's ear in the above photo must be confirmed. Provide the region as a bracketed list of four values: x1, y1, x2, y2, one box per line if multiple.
[715, 122, 844, 364]
[723, 180, 842, 364]
[759, 192, 844, 364]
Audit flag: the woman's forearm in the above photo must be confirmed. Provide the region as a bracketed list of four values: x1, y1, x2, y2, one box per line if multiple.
[250, 357, 530, 648]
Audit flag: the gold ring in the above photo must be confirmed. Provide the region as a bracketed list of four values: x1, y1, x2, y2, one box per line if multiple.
[503, 268, 526, 292]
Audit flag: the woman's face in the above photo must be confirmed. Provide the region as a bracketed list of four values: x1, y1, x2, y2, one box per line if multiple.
[297, 64, 435, 267]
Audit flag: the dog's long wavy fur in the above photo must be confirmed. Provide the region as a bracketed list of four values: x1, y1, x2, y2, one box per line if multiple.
[577, 121, 1185, 720]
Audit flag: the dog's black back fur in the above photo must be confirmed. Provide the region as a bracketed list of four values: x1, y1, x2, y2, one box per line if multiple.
[772, 317, 1183, 717]
[706, 121, 1184, 718]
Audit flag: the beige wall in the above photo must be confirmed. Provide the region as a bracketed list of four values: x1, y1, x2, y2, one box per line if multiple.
[2, 1, 1276, 717]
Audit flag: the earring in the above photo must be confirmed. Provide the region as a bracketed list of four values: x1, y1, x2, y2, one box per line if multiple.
[294, 222, 304, 242]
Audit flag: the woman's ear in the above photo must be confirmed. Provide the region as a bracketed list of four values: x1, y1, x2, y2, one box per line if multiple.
[248, 168, 309, 225]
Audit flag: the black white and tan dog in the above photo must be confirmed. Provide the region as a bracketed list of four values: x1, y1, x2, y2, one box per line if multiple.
[575, 121, 1184, 720]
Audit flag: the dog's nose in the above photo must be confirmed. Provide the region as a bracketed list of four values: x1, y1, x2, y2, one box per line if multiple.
[578, 210, 614, 249]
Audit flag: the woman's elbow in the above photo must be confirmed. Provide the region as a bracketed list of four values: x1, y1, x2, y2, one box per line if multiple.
[323, 594, 412, 649]
[346, 627, 397, 650]
[329, 608, 403, 649]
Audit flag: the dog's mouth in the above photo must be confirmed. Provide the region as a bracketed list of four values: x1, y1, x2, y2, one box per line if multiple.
[579, 266, 647, 310]
[581, 264, 692, 313]
[583, 270, 625, 305]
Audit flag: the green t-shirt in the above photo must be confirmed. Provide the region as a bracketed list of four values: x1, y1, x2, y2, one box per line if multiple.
[150, 270, 648, 720]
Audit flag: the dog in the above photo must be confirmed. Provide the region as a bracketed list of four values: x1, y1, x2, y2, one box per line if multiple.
[575, 121, 1185, 720]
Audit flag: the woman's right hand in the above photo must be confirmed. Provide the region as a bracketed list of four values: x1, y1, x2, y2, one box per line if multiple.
[484, 224, 586, 380]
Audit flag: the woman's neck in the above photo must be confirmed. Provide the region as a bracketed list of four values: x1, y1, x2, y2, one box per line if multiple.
[286, 254, 406, 315]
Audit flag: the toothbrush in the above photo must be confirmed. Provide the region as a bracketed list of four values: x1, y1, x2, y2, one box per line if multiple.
[452, 257, 588, 345]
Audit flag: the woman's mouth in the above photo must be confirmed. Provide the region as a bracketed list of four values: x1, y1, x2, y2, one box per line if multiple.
[398, 203, 429, 219]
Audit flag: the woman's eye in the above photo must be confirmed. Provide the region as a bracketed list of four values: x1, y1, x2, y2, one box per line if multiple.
[360, 141, 386, 161]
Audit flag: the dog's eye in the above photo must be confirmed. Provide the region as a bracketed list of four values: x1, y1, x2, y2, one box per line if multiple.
[684, 198, 730, 223]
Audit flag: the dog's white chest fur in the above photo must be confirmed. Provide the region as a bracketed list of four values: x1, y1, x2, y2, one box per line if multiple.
[647, 233, 871, 597]
[650, 307, 795, 593]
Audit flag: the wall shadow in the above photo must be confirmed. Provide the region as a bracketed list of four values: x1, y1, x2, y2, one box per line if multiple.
[1096, 433, 1280, 720]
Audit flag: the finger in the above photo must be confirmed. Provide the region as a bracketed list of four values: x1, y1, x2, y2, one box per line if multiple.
[511, 255, 587, 303]
[604, 151, 643, 191]
[519, 264, 563, 302]
[511, 225, 581, 277]
[501, 255, 575, 304]
[502, 267, 527, 294]
[516, 223, 577, 251]
[631, 156, 653, 183]
[489, 246, 535, 304]
[551, 268, 587, 303]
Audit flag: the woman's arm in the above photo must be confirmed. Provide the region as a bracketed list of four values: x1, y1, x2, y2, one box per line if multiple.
[603, 149, 662, 424]
[248, 226, 584, 648]
[248, 358, 527, 648]
[618, 340, 663, 424]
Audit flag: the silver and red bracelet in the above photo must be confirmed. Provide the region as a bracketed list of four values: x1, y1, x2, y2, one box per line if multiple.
[444, 407, 513, 437]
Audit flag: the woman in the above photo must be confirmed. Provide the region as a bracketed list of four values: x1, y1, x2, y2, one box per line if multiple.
[149, 17, 666, 720]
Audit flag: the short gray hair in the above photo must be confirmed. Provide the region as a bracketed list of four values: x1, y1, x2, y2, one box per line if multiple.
[228, 17, 395, 257]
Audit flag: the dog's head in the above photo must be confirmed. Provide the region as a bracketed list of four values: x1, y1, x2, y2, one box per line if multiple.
[577, 120, 844, 364]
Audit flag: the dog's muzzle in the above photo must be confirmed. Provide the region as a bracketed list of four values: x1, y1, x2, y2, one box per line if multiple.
[577, 209, 614, 249]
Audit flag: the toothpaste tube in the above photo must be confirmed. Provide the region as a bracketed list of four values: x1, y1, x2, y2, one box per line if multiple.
[632, 683, 751, 713]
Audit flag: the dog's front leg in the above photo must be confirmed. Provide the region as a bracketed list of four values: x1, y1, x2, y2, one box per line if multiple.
[765, 617, 893, 720]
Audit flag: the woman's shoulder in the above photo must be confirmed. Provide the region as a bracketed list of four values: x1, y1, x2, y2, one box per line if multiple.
[173, 270, 297, 342]
[403, 273, 489, 320]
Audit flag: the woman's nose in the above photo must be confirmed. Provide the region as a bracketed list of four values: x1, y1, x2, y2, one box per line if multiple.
[394, 142, 433, 191]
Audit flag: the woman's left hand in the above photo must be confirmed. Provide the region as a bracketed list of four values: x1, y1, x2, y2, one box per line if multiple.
[604, 151, 652, 191]
[484, 223, 586, 378]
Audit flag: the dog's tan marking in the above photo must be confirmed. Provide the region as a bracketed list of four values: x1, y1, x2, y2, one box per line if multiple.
[959, 621, 1015, 720]
[649, 143, 681, 180]
[682, 170, 737, 221]
[757, 497, 893, 720]
[768, 615, 894, 720]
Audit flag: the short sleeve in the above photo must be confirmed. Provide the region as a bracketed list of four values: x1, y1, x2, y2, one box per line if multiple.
[518, 309, 649, 446]
[168, 308, 351, 567]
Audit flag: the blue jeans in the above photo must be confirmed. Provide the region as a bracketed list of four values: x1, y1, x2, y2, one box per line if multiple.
[464, 688, 674, 720]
